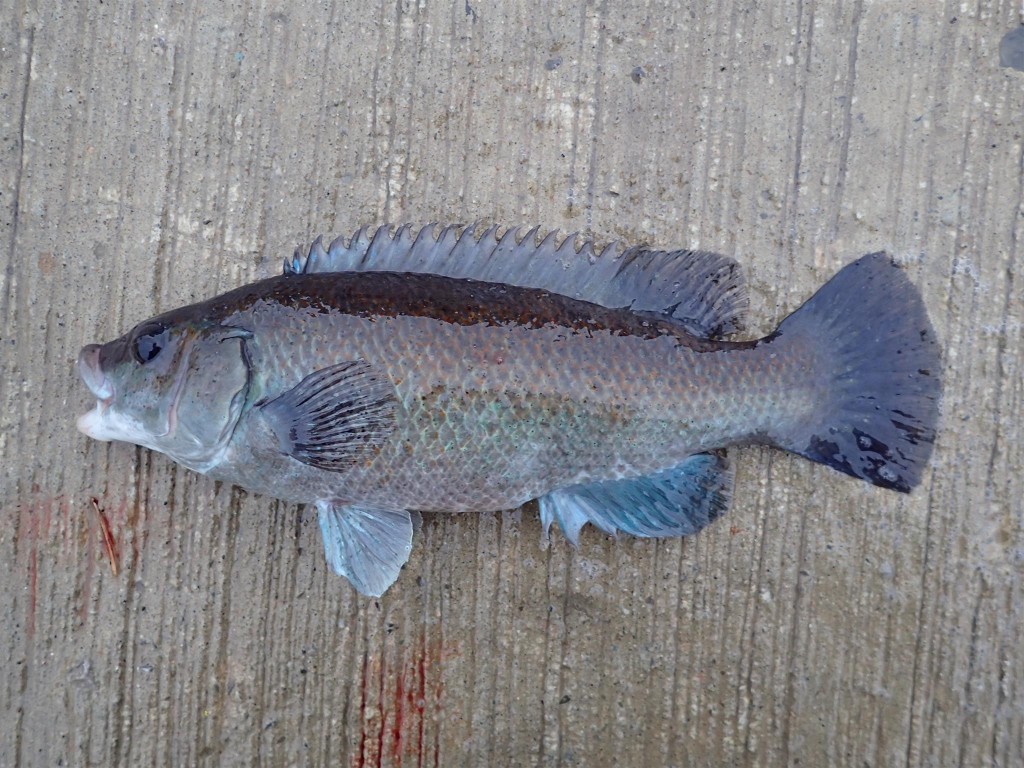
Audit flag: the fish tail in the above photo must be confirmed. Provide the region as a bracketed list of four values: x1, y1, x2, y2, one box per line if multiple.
[768, 253, 941, 492]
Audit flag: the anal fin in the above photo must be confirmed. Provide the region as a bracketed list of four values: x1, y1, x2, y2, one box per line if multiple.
[539, 452, 734, 545]
[317, 502, 414, 596]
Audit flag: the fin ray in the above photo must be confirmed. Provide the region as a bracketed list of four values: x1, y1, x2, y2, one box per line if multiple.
[540, 452, 734, 545]
[286, 224, 748, 339]
[260, 361, 396, 472]
[317, 502, 414, 596]
[769, 253, 941, 492]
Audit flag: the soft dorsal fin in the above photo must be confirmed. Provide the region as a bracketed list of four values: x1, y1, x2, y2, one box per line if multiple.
[285, 224, 748, 339]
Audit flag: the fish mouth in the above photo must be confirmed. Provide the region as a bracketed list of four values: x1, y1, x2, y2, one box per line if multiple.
[77, 344, 114, 439]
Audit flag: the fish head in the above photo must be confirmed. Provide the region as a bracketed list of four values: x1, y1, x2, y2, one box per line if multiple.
[77, 313, 252, 468]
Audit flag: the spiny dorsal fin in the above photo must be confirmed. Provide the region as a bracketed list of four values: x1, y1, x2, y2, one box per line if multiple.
[285, 224, 748, 339]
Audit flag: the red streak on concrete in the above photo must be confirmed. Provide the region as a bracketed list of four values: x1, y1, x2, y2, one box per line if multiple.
[12, 491, 133, 636]
[391, 664, 405, 762]
[14, 490, 64, 640]
[351, 632, 454, 767]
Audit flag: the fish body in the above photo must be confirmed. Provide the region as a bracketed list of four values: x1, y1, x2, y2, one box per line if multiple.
[77, 225, 941, 595]
[163, 272, 794, 510]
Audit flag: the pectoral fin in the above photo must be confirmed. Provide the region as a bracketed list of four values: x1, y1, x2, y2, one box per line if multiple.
[539, 452, 734, 545]
[260, 361, 396, 472]
[317, 501, 415, 596]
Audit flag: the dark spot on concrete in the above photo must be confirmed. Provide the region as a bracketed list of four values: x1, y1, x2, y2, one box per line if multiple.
[1000, 26, 1024, 72]
[545, 56, 562, 71]
[630, 66, 646, 84]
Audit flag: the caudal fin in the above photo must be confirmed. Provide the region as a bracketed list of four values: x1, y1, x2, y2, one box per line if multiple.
[771, 253, 941, 492]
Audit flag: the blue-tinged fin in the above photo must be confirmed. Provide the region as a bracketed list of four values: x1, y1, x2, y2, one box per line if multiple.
[317, 502, 414, 596]
[768, 253, 941, 492]
[539, 452, 734, 545]
[259, 360, 396, 472]
[285, 224, 748, 339]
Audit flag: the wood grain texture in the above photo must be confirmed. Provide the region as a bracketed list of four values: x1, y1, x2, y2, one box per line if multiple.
[1, 0, 1021, 765]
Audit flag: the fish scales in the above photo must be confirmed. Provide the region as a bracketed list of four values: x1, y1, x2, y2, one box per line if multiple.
[77, 225, 940, 595]
[198, 272, 813, 512]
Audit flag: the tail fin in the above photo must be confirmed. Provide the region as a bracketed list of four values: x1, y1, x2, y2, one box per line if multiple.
[772, 253, 941, 492]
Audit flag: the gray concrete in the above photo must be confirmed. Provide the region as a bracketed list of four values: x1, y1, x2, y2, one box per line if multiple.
[2, 1, 1022, 765]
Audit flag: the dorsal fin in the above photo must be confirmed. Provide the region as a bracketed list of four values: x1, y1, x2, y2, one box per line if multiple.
[285, 224, 748, 338]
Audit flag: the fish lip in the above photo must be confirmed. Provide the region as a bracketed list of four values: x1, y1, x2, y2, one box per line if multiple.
[78, 344, 114, 403]
[77, 344, 114, 439]
[76, 401, 111, 440]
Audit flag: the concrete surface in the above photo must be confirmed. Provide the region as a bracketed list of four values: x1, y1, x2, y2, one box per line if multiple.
[2, 1, 1022, 766]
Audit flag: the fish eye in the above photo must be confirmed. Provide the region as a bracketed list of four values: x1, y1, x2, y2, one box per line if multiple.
[132, 323, 170, 364]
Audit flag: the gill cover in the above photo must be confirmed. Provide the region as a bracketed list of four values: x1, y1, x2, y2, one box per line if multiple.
[171, 325, 252, 467]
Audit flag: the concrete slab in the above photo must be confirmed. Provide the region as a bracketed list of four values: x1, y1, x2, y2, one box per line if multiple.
[2, 1, 1021, 765]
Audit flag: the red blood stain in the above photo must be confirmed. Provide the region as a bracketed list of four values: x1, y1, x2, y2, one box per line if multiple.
[352, 634, 454, 768]
[392, 668, 405, 760]
[14, 490, 64, 640]
[13, 491, 131, 637]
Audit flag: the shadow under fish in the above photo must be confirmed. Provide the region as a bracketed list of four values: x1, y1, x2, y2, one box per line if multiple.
[77, 224, 942, 596]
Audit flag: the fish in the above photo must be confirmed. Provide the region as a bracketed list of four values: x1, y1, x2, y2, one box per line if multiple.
[77, 223, 942, 596]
